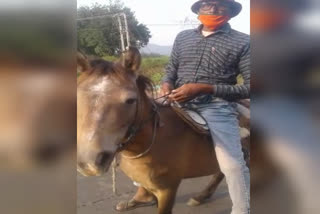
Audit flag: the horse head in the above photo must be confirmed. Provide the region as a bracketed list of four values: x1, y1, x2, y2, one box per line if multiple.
[77, 47, 148, 176]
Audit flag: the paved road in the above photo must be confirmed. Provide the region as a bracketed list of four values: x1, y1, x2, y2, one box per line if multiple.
[78, 169, 232, 214]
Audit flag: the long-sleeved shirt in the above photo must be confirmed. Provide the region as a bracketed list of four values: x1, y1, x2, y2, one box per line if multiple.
[162, 23, 250, 102]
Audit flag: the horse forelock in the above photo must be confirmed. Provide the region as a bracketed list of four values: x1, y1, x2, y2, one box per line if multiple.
[89, 59, 118, 76]
[89, 60, 155, 98]
[78, 58, 154, 101]
[78, 59, 129, 85]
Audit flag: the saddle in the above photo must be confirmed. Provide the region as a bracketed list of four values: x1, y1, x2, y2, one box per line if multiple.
[171, 105, 210, 136]
[171, 103, 250, 139]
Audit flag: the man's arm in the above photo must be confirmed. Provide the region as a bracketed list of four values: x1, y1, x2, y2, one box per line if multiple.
[161, 35, 180, 90]
[160, 35, 181, 97]
[213, 43, 250, 100]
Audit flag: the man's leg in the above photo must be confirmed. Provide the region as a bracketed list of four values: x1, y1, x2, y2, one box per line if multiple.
[197, 101, 250, 214]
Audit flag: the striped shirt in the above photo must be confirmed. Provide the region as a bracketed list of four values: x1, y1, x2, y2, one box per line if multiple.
[162, 23, 250, 102]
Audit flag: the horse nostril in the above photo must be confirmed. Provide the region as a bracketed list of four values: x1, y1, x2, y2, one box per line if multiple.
[95, 151, 112, 168]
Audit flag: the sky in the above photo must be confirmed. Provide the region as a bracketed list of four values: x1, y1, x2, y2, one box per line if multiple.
[77, 0, 250, 46]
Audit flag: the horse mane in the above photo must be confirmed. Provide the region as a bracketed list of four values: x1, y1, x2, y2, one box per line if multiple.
[89, 59, 116, 76]
[136, 75, 155, 99]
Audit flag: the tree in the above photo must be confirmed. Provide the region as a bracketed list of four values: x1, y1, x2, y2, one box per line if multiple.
[77, 0, 151, 56]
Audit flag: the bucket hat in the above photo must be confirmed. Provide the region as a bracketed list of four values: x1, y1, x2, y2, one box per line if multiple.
[191, 0, 242, 17]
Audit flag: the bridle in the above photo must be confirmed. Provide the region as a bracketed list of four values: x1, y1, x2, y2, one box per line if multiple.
[116, 90, 160, 159]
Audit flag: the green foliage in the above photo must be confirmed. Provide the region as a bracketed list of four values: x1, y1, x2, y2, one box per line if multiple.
[77, 0, 151, 57]
[140, 56, 169, 85]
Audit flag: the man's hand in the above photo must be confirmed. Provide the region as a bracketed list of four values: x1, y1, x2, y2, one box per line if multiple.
[159, 82, 174, 97]
[169, 83, 214, 103]
[156, 82, 174, 105]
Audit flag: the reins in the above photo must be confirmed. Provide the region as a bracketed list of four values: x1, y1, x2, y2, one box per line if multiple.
[154, 92, 172, 106]
[155, 92, 172, 100]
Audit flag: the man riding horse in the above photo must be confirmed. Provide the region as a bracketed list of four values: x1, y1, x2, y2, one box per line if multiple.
[116, 0, 250, 213]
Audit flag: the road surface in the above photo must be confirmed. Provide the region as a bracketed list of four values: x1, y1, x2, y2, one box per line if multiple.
[78, 169, 232, 214]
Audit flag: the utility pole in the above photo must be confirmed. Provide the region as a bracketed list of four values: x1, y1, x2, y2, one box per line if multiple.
[77, 12, 131, 52]
[116, 15, 125, 52]
[122, 13, 130, 47]
[115, 13, 131, 52]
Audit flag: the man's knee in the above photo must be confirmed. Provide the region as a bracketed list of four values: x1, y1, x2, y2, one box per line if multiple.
[219, 160, 246, 174]
[214, 146, 246, 172]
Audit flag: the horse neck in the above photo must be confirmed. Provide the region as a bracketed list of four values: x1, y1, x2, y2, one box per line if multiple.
[136, 91, 154, 128]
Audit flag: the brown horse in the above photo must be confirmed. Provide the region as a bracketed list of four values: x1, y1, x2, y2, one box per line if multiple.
[77, 47, 248, 214]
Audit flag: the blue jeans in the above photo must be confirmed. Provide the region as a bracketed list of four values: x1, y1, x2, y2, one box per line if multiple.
[188, 100, 250, 214]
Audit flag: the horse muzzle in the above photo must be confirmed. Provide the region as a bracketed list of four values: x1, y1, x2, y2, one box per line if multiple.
[77, 151, 114, 176]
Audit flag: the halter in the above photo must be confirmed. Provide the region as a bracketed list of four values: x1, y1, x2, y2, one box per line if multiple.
[116, 92, 160, 159]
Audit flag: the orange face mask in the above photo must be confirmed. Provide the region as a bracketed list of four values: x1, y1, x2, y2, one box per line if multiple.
[198, 15, 230, 31]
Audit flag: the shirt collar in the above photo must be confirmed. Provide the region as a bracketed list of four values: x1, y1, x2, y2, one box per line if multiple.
[195, 23, 231, 35]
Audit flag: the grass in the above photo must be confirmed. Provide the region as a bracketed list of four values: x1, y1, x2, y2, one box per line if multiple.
[102, 55, 118, 62]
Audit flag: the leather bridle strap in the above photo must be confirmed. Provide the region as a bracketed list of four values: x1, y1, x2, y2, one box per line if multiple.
[121, 109, 159, 159]
[116, 100, 158, 154]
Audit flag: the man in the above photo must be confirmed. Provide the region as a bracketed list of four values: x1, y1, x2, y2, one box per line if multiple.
[116, 0, 250, 213]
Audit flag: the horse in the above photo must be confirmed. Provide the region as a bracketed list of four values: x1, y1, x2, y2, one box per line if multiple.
[77, 47, 249, 214]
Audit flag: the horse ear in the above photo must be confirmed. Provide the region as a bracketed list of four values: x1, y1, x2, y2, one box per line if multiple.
[121, 46, 141, 72]
[77, 52, 90, 73]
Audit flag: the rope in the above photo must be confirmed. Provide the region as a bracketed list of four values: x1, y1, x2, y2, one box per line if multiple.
[111, 110, 158, 196]
[112, 156, 118, 196]
[111, 99, 161, 195]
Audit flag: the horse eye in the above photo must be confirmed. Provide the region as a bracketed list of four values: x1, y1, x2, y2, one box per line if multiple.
[125, 98, 137, 105]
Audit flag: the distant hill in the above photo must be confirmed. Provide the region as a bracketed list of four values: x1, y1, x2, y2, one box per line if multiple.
[140, 44, 172, 56]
